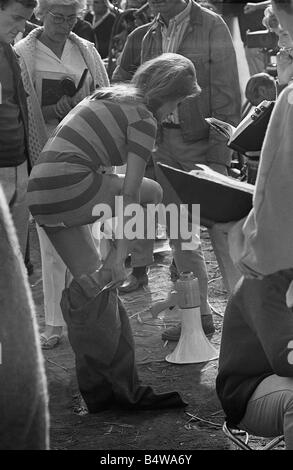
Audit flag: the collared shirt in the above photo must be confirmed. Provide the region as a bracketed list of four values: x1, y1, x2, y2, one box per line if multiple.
[35, 39, 91, 136]
[159, 0, 191, 54]
[158, 0, 191, 124]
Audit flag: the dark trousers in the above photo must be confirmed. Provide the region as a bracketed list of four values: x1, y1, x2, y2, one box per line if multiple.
[61, 280, 186, 412]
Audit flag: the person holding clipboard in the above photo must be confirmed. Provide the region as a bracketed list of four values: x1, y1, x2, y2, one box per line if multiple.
[216, 0, 293, 449]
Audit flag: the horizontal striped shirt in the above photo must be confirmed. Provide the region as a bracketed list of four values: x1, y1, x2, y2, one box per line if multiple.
[27, 97, 157, 222]
[36, 97, 157, 168]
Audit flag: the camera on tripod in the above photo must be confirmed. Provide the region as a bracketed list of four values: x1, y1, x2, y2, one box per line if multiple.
[246, 30, 279, 77]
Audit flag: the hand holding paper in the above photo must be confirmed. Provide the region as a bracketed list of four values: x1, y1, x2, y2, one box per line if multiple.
[205, 100, 275, 155]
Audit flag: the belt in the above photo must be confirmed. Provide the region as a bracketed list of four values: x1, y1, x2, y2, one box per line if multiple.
[162, 122, 181, 129]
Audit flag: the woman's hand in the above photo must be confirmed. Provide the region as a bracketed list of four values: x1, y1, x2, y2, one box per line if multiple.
[244, 2, 258, 14]
[69, 86, 87, 108]
[245, 151, 261, 158]
[237, 260, 264, 279]
[277, 49, 293, 85]
[55, 87, 87, 119]
[55, 94, 74, 119]
[101, 243, 128, 289]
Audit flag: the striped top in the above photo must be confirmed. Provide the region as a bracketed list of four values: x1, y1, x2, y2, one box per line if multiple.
[34, 97, 157, 169]
[27, 97, 157, 222]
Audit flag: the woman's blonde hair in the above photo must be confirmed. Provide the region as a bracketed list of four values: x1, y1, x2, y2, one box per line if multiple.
[132, 53, 200, 113]
[35, 0, 86, 20]
[92, 53, 200, 114]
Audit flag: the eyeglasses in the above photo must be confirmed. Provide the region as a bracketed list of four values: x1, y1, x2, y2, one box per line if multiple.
[48, 11, 78, 25]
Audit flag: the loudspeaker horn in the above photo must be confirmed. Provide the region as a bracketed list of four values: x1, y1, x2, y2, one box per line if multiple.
[165, 272, 218, 364]
[165, 305, 219, 364]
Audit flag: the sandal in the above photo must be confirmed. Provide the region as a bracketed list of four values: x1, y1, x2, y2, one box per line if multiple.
[40, 333, 62, 350]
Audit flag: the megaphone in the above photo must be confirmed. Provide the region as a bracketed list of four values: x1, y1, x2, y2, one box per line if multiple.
[165, 273, 218, 364]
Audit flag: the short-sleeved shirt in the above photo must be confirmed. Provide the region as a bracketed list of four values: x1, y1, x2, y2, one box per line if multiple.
[27, 97, 157, 224]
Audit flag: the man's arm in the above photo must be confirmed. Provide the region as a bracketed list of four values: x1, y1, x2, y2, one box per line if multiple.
[246, 272, 293, 377]
[111, 23, 151, 82]
[207, 16, 242, 167]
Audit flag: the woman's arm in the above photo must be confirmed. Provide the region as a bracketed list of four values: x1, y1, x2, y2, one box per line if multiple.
[102, 111, 157, 286]
[105, 154, 147, 287]
[116, 153, 147, 263]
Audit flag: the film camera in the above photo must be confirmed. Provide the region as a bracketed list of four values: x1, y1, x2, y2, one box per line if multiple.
[246, 30, 279, 77]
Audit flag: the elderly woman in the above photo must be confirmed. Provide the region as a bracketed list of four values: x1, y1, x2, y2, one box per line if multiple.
[27, 53, 199, 412]
[15, 0, 109, 349]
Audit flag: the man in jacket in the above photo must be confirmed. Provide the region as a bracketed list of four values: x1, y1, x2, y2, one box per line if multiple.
[113, 0, 242, 340]
[0, 0, 49, 450]
[0, 0, 36, 256]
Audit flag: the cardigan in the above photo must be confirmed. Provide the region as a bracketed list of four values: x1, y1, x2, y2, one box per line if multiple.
[15, 27, 109, 165]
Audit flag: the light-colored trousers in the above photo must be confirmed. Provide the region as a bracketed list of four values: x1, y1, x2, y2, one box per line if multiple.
[37, 225, 66, 327]
[129, 129, 241, 313]
[0, 160, 29, 257]
[239, 374, 293, 450]
[209, 224, 241, 295]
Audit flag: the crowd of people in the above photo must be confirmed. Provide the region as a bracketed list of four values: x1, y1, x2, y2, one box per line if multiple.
[1, 0, 293, 450]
